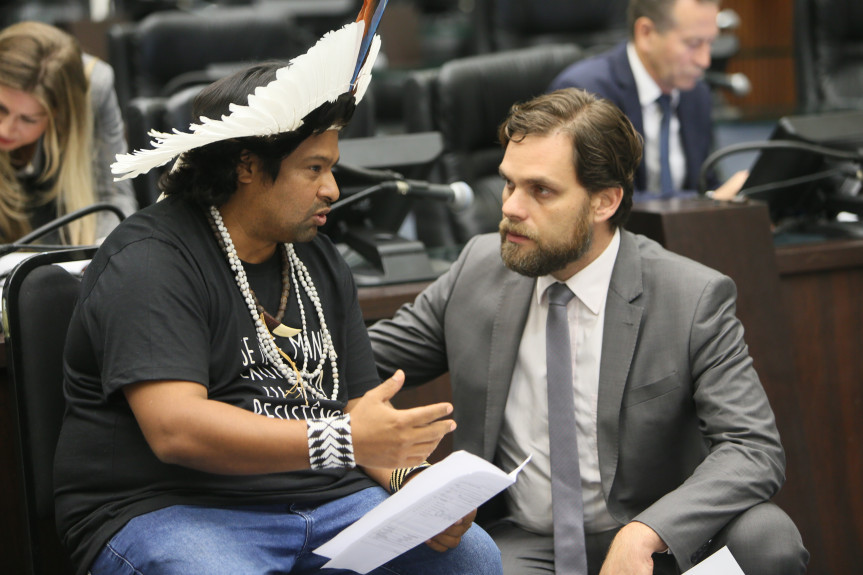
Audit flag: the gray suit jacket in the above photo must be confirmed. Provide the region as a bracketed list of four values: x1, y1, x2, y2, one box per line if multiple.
[368, 230, 785, 571]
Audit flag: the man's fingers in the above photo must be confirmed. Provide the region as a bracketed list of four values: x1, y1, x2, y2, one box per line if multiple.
[425, 538, 449, 553]
[400, 402, 455, 427]
[426, 532, 463, 551]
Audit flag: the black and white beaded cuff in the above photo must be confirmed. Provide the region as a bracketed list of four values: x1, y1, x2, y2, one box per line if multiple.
[307, 414, 356, 470]
[389, 461, 431, 493]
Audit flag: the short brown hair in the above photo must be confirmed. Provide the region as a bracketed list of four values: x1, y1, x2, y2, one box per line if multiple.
[498, 88, 642, 228]
[627, 0, 721, 38]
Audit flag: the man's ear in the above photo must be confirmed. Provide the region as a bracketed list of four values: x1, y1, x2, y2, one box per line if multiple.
[236, 151, 256, 184]
[632, 16, 656, 50]
[592, 187, 623, 224]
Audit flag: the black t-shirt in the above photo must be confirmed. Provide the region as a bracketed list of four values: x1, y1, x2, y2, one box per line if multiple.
[54, 196, 380, 574]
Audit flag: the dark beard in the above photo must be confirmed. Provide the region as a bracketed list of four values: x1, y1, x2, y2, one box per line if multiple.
[499, 203, 593, 278]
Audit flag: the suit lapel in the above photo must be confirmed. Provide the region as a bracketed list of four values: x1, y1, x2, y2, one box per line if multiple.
[597, 231, 644, 501]
[609, 46, 646, 190]
[483, 272, 534, 461]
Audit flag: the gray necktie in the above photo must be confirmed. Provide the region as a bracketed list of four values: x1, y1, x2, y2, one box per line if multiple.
[546, 282, 587, 575]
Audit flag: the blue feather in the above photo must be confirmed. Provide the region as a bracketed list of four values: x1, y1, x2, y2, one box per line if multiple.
[352, 0, 389, 86]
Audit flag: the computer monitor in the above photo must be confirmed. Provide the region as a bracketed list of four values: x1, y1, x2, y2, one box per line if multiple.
[740, 110, 863, 233]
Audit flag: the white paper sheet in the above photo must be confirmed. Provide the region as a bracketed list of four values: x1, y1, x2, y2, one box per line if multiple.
[683, 546, 745, 574]
[315, 450, 530, 573]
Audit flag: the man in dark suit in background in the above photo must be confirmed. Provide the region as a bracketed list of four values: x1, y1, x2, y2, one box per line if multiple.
[549, 0, 747, 200]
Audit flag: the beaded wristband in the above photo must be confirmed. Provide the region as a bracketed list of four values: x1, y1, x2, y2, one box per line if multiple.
[307, 414, 356, 470]
[389, 461, 432, 493]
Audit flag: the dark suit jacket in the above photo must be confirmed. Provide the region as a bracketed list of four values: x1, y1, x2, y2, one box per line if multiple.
[549, 42, 715, 195]
[368, 231, 785, 571]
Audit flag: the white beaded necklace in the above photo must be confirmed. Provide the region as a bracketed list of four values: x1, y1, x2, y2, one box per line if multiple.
[208, 205, 340, 402]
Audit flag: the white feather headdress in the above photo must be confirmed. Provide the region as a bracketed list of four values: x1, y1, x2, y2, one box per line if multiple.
[111, 19, 381, 181]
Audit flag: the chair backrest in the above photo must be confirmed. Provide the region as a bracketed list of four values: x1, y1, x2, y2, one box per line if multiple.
[123, 84, 207, 207]
[2, 247, 97, 575]
[409, 43, 582, 247]
[795, 0, 863, 113]
[474, 0, 628, 53]
[108, 5, 316, 118]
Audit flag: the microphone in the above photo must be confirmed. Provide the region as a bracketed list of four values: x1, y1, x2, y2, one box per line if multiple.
[705, 71, 751, 97]
[332, 179, 474, 212]
[377, 179, 474, 211]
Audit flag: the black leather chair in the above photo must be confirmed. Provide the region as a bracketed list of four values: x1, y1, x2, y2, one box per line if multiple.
[2, 247, 99, 575]
[406, 43, 583, 247]
[474, 0, 628, 54]
[107, 5, 316, 119]
[124, 84, 208, 207]
[794, 0, 863, 113]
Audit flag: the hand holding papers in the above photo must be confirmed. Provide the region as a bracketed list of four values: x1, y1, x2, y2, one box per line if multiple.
[315, 450, 530, 573]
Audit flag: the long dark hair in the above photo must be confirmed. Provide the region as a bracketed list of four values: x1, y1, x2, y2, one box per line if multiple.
[160, 61, 357, 207]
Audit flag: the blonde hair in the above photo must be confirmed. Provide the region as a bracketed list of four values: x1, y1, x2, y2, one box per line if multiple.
[0, 21, 96, 244]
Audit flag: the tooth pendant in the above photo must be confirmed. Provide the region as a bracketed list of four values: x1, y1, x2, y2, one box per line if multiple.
[272, 323, 301, 338]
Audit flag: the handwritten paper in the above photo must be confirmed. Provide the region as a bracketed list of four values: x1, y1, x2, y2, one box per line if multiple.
[315, 450, 530, 573]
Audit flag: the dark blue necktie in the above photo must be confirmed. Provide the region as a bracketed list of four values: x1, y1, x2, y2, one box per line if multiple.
[546, 282, 587, 575]
[657, 94, 673, 195]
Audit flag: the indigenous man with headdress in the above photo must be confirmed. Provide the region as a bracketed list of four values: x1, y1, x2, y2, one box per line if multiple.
[53, 5, 502, 574]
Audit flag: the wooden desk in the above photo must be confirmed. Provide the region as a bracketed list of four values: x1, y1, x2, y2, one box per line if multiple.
[357, 280, 431, 324]
[773, 239, 863, 575]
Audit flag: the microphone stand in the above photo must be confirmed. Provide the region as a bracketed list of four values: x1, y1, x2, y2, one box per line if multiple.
[698, 139, 863, 196]
[330, 177, 439, 287]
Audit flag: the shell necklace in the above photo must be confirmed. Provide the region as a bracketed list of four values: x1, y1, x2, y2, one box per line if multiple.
[207, 205, 340, 402]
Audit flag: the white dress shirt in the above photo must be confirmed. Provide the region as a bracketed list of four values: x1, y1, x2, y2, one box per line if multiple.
[627, 42, 686, 193]
[497, 228, 621, 535]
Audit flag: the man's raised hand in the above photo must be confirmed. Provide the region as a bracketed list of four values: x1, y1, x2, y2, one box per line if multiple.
[347, 370, 456, 469]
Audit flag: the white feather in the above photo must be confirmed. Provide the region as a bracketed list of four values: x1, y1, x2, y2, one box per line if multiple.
[112, 20, 375, 181]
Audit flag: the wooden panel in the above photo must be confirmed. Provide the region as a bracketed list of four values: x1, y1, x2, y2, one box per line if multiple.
[726, 57, 797, 118]
[723, 0, 794, 48]
[775, 240, 863, 575]
[721, 0, 796, 118]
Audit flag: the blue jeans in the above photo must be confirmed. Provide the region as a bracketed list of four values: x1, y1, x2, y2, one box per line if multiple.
[90, 487, 502, 574]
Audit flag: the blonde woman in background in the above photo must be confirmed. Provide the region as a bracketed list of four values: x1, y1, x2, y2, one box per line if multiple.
[0, 21, 136, 246]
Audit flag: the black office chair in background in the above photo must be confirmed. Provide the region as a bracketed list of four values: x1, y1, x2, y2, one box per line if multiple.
[403, 43, 583, 247]
[794, 0, 863, 113]
[2, 247, 99, 575]
[107, 5, 317, 119]
[473, 0, 628, 55]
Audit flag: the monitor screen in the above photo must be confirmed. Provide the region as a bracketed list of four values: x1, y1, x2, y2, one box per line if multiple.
[740, 110, 863, 227]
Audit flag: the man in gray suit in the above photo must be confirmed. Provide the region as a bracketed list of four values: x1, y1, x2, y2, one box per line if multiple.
[368, 88, 807, 575]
